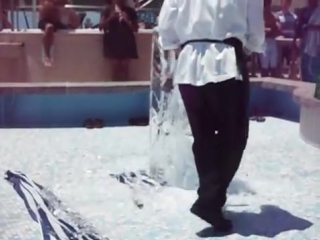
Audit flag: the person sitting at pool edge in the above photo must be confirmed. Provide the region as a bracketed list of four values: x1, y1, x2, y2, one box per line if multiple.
[1, 11, 12, 30]
[38, 0, 79, 67]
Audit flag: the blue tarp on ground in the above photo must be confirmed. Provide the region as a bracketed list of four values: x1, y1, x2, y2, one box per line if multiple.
[4, 170, 107, 240]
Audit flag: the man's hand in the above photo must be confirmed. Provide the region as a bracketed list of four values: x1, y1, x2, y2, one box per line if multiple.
[120, 11, 129, 22]
[99, 18, 107, 30]
[164, 48, 181, 60]
[173, 48, 181, 59]
[99, 12, 118, 30]
[68, 9, 80, 29]
[275, 20, 282, 36]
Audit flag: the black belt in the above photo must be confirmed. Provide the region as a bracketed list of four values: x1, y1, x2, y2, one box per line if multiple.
[181, 38, 247, 77]
[181, 38, 245, 60]
[181, 38, 250, 112]
[181, 39, 225, 49]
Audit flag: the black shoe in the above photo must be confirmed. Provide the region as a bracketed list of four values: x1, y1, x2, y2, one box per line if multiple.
[83, 119, 94, 129]
[93, 119, 105, 128]
[190, 204, 233, 233]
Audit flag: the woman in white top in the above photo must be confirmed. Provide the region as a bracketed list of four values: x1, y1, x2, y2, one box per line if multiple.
[157, 0, 265, 232]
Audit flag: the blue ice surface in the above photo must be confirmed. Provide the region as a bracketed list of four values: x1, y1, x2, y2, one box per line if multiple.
[0, 118, 319, 240]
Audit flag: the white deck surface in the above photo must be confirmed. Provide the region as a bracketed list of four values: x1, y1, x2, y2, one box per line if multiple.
[0, 117, 319, 240]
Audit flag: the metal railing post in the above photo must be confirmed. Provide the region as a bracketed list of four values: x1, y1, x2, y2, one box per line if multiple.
[10, 0, 15, 30]
[0, 0, 3, 30]
[32, 0, 37, 28]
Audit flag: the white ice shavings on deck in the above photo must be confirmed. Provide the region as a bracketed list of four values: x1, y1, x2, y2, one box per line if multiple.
[0, 118, 319, 240]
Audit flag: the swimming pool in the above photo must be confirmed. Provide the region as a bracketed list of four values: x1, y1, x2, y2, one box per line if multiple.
[0, 83, 300, 128]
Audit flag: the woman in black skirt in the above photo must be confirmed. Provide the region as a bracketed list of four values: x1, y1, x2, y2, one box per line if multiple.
[100, 0, 139, 81]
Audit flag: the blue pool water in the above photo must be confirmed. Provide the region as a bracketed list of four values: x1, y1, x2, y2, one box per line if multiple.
[0, 86, 300, 128]
[0, 90, 149, 128]
[249, 86, 299, 122]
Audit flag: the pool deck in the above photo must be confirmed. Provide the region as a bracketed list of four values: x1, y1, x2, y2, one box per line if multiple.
[0, 118, 319, 240]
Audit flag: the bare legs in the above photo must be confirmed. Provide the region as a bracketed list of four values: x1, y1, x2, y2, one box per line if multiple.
[42, 24, 55, 67]
[111, 59, 130, 81]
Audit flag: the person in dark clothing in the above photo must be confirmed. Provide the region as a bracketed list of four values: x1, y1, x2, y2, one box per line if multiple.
[100, 0, 139, 81]
[260, 0, 282, 77]
[294, 0, 319, 82]
[294, 0, 318, 42]
[158, 0, 265, 233]
[276, 0, 297, 78]
[1, 11, 12, 30]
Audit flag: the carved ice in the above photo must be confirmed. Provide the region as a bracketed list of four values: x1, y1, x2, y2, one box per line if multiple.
[149, 32, 247, 193]
[149, 32, 198, 190]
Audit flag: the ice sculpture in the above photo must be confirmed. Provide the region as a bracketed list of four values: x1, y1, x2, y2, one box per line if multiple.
[149, 31, 199, 190]
[148, 31, 251, 194]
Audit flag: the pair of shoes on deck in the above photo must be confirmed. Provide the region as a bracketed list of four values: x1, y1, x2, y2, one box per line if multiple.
[83, 119, 105, 129]
[249, 116, 266, 122]
[190, 203, 233, 233]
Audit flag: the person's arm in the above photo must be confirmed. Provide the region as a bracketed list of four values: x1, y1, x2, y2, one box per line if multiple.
[157, 0, 180, 51]
[68, 9, 80, 29]
[122, 7, 139, 32]
[3, 19, 12, 29]
[274, 17, 282, 36]
[99, 6, 114, 30]
[294, 9, 306, 41]
[267, 12, 281, 36]
[293, 9, 307, 51]
[38, 5, 46, 21]
[245, 0, 265, 54]
[307, 24, 320, 30]
[129, 8, 139, 32]
[292, 12, 298, 33]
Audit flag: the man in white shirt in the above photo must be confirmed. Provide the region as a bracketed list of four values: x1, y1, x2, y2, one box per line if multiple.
[157, 0, 265, 232]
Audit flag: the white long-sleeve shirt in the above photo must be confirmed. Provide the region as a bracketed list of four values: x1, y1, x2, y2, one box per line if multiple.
[157, 0, 265, 86]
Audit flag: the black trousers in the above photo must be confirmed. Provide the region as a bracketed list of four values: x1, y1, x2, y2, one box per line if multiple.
[179, 78, 249, 211]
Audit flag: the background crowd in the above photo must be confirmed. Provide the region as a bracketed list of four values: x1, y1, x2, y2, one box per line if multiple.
[1, 0, 319, 83]
[251, 0, 320, 83]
